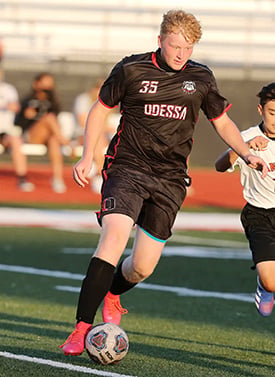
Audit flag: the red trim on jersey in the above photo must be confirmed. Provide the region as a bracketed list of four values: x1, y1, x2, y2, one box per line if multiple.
[152, 52, 187, 71]
[181, 63, 187, 71]
[209, 103, 232, 121]
[101, 116, 125, 193]
[98, 96, 119, 109]
[152, 52, 161, 69]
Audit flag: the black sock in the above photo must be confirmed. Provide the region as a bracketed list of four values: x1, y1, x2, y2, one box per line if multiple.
[76, 257, 115, 324]
[110, 260, 137, 295]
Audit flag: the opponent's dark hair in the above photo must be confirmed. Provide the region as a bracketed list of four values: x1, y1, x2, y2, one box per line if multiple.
[257, 82, 275, 107]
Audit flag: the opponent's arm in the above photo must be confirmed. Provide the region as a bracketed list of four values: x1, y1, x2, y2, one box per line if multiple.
[73, 100, 112, 187]
[215, 149, 238, 172]
[212, 113, 268, 177]
[215, 135, 269, 172]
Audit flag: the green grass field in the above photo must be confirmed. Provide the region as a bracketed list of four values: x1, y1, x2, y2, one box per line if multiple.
[0, 224, 274, 377]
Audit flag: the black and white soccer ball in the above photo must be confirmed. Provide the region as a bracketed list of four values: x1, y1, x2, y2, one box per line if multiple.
[85, 322, 129, 365]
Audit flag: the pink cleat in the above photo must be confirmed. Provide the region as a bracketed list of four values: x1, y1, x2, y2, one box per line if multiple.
[59, 321, 92, 356]
[102, 292, 128, 325]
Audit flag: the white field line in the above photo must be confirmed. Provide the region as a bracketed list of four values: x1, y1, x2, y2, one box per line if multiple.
[0, 351, 137, 377]
[0, 207, 243, 232]
[169, 234, 247, 248]
[61, 233, 248, 247]
[0, 264, 254, 303]
[56, 284, 253, 303]
[0, 264, 83, 280]
[63, 232, 248, 248]
[63, 246, 250, 260]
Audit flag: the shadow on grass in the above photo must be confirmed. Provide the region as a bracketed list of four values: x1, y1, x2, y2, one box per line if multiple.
[130, 341, 274, 377]
[0, 312, 72, 340]
[127, 329, 275, 357]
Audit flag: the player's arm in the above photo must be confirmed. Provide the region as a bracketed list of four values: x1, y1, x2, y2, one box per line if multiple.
[212, 113, 268, 177]
[215, 134, 269, 172]
[73, 99, 112, 187]
[215, 149, 238, 172]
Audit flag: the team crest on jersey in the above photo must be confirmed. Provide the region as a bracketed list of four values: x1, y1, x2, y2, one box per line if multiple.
[182, 81, 196, 94]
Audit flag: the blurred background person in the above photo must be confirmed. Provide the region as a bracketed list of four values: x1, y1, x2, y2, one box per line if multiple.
[14, 72, 68, 193]
[0, 37, 3, 63]
[73, 78, 117, 193]
[0, 67, 34, 191]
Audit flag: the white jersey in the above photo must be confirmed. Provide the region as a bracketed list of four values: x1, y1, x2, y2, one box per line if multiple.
[0, 81, 19, 133]
[230, 124, 275, 209]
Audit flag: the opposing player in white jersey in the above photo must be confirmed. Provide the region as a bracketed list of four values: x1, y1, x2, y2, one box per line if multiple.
[215, 82, 275, 317]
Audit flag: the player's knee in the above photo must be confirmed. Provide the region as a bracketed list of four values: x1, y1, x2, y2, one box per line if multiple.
[261, 278, 275, 293]
[100, 232, 127, 254]
[130, 263, 155, 282]
[44, 113, 56, 123]
[9, 135, 22, 148]
[259, 272, 275, 292]
[257, 261, 275, 292]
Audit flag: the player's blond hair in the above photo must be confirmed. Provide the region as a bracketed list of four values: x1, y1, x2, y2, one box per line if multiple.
[160, 10, 202, 44]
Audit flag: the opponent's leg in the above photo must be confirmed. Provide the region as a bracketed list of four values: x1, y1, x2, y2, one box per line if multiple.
[255, 261, 275, 316]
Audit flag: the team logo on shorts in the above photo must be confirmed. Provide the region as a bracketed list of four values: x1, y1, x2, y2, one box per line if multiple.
[182, 81, 196, 94]
[102, 197, 116, 211]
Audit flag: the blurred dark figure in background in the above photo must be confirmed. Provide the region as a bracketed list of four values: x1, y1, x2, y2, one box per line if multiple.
[15, 72, 69, 193]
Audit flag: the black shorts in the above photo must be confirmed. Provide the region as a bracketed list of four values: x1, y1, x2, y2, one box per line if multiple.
[241, 203, 275, 266]
[96, 164, 187, 241]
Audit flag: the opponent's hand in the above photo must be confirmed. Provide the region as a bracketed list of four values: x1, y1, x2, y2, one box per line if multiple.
[245, 154, 268, 178]
[73, 158, 92, 187]
[248, 136, 269, 151]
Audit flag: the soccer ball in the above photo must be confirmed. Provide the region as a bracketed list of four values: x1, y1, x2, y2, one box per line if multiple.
[85, 322, 129, 365]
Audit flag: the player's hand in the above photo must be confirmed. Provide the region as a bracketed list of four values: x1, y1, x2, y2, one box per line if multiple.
[245, 154, 268, 178]
[73, 158, 92, 187]
[248, 136, 269, 151]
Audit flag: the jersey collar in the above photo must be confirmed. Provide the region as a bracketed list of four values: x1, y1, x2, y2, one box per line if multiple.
[152, 49, 187, 72]
[259, 121, 275, 140]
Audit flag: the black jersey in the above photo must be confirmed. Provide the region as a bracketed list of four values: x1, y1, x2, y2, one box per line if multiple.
[99, 49, 231, 181]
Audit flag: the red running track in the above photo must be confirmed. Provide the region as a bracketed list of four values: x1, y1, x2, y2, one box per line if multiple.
[0, 163, 245, 209]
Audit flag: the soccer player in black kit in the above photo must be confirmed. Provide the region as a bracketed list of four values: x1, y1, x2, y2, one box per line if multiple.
[60, 9, 267, 356]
